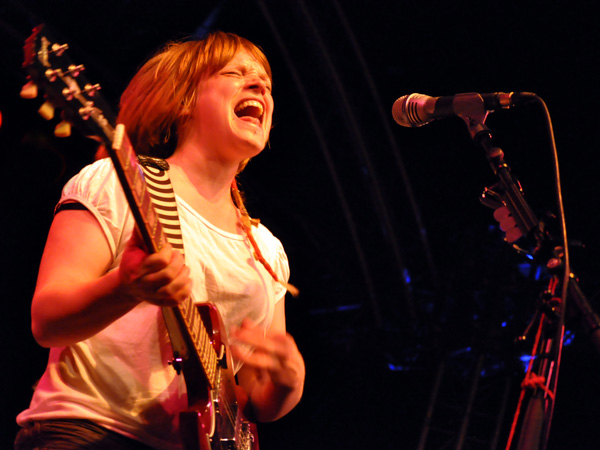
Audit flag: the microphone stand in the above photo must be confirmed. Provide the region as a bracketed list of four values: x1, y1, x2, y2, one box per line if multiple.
[451, 95, 600, 450]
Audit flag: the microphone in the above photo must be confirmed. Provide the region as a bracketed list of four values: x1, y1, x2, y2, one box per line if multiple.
[392, 92, 536, 127]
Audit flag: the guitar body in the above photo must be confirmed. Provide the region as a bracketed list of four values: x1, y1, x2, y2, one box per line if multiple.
[179, 304, 259, 450]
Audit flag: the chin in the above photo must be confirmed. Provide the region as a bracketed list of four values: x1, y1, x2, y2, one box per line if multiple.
[237, 133, 269, 154]
[247, 142, 267, 157]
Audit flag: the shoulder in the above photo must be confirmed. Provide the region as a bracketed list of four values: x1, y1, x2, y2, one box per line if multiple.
[62, 158, 118, 198]
[58, 158, 132, 257]
[253, 222, 284, 252]
[253, 221, 290, 282]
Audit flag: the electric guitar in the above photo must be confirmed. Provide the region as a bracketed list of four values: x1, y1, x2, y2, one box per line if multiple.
[22, 24, 258, 450]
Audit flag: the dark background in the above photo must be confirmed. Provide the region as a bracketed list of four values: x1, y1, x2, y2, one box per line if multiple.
[2, 1, 600, 449]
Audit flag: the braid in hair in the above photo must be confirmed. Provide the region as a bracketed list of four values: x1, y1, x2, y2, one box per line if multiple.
[231, 178, 299, 297]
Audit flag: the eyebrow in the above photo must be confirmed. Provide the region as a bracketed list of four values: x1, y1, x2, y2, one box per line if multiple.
[226, 62, 271, 82]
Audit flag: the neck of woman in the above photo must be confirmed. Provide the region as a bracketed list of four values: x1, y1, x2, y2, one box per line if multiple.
[167, 151, 242, 234]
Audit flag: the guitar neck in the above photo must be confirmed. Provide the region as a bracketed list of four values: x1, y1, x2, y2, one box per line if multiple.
[23, 23, 220, 393]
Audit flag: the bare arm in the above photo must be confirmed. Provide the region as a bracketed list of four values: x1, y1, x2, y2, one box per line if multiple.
[231, 300, 305, 422]
[32, 208, 191, 348]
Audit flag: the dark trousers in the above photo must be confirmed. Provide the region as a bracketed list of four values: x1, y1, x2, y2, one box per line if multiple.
[14, 420, 158, 450]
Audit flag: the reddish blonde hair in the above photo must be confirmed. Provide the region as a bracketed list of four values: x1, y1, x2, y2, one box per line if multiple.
[117, 31, 272, 158]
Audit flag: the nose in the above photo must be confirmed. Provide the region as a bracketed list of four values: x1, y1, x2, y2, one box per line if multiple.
[246, 74, 270, 95]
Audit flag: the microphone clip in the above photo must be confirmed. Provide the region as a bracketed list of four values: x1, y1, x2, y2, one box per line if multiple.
[450, 93, 490, 128]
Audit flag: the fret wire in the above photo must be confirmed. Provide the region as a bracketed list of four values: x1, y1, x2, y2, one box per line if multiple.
[178, 302, 217, 383]
[185, 309, 197, 345]
[202, 334, 211, 368]
[142, 194, 152, 221]
[132, 170, 144, 207]
[197, 321, 207, 356]
[117, 144, 128, 170]
[145, 203, 157, 230]
[189, 311, 199, 343]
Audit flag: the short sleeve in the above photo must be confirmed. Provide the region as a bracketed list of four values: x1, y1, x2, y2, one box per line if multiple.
[254, 223, 290, 304]
[57, 158, 133, 264]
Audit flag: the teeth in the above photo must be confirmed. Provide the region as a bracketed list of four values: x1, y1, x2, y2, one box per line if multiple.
[235, 100, 263, 119]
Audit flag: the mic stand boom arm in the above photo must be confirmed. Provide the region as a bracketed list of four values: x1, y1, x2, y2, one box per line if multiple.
[455, 94, 541, 241]
[455, 98, 600, 450]
[464, 105, 600, 351]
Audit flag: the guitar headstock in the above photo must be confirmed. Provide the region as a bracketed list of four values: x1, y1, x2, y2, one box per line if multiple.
[22, 24, 117, 144]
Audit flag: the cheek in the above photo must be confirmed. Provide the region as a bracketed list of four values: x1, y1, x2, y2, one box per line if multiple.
[265, 103, 274, 128]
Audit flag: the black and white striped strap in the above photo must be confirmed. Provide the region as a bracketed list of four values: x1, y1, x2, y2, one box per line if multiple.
[137, 155, 185, 256]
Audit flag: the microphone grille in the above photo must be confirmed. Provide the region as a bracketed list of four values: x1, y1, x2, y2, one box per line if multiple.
[392, 93, 429, 127]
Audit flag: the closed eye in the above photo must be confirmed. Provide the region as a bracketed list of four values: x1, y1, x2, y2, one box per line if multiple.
[263, 79, 273, 93]
[221, 67, 272, 91]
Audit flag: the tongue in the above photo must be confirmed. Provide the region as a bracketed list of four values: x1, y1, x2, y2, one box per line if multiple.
[236, 104, 261, 120]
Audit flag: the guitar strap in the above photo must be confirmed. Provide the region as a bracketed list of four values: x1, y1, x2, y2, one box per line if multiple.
[136, 155, 185, 256]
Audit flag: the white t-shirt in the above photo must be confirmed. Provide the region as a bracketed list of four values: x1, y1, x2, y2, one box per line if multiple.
[17, 158, 289, 450]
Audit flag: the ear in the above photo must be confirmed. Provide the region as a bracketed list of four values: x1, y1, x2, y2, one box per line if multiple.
[179, 89, 198, 117]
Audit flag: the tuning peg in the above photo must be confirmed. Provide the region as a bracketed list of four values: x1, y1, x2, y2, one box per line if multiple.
[79, 102, 95, 120]
[62, 86, 77, 101]
[45, 69, 59, 82]
[67, 64, 85, 77]
[54, 120, 72, 138]
[38, 101, 55, 120]
[84, 83, 101, 97]
[20, 80, 38, 99]
[51, 43, 69, 57]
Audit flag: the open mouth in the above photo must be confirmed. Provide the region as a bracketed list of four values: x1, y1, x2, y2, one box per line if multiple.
[234, 100, 264, 124]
